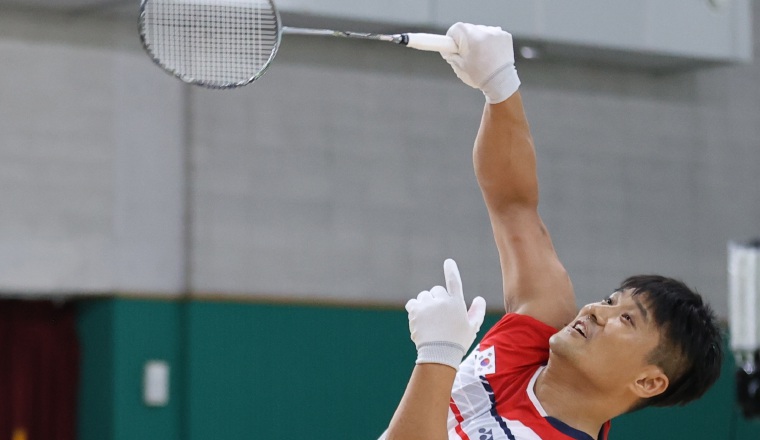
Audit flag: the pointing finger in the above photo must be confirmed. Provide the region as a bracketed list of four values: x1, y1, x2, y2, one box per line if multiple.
[443, 259, 463, 300]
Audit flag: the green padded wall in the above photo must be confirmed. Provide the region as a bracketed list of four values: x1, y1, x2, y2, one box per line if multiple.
[77, 298, 760, 440]
[77, 299, 183, 440]
[185, 301, 418, 439]
[77, 300, 115, 440]
[111, 299, 183, 440]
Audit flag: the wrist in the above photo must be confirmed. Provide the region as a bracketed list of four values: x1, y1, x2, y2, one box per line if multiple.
[483, 66, 520, 104]
[416, 341, 466, 370]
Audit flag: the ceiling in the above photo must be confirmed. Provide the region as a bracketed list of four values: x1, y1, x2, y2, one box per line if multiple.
[1, 0, 747, 71]
[0, 0, 120, 7]
[0, 0, 136, 13]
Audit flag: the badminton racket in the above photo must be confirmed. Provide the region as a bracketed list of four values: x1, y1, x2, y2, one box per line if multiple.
[139, 0, 459, 89]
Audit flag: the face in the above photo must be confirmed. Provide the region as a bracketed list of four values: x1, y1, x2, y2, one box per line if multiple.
[549, 289, 664, 394]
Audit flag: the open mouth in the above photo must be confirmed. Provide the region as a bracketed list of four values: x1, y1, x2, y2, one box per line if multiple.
[572, 321, 587, 338]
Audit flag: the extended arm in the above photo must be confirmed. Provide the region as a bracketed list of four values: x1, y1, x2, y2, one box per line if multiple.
[476, 95, 576, 329]
[445, 24, 577, 329]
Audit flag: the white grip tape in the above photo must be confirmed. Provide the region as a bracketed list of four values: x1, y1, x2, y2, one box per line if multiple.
[405, 33, 458, 54]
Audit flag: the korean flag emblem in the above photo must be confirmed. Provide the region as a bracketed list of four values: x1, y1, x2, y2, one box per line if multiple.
[475, 346, 496, 376]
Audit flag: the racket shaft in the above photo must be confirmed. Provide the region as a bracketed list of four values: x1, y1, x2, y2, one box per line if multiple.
[282, 27, 457, 53]
[282, 26, 398, 43]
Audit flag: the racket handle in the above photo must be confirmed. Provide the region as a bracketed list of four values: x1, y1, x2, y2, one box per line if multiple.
[403, 33, 458, 54]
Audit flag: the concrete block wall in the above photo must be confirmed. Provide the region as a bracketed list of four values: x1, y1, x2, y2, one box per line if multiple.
[0, 8, 186, 294]
[0, 4, 759, 316]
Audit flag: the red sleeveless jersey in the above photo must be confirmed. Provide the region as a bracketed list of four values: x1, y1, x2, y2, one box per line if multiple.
[447, 313, 611, 440]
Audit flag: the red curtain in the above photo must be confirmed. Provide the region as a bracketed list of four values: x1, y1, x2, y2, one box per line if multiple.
[0, 300, 79, 440]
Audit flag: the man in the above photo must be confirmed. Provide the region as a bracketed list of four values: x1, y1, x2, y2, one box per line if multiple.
[381, 23, 723, 440]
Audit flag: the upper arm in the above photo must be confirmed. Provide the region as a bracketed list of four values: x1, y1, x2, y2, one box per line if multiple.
[473, 95, 577, 330]
[489, 206, 578, 330]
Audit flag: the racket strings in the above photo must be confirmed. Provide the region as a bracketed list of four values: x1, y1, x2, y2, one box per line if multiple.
[141, 0, 279, 88]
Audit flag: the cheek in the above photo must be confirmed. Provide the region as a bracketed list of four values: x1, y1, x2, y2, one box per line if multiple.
[599, 337, 654, 372]
[583, 349, 637, 385]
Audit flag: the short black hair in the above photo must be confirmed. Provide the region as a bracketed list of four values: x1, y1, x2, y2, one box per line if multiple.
[618, 275, 723, 410]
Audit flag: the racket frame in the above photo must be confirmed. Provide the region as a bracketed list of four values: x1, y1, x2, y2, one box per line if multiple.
[138, 0, 456, 89]
[138, 0, 284, 89]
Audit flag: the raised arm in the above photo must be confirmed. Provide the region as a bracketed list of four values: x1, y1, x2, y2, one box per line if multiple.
[445, 24, 577, 329]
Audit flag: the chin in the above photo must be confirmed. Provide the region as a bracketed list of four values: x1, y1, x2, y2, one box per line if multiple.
[548, 331, 567, 354]
[548, 330, 579, 360]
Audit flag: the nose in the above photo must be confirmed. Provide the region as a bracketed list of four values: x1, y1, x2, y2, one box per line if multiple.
[586, 302, 609, 326]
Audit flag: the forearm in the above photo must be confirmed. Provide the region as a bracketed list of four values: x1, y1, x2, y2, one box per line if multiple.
[473, 92, 539, 211]
[385, 364, 456, 440]
[474, 94, 577, 326]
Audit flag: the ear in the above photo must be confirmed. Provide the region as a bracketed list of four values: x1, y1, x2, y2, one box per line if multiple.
[631, 366, 669, 399]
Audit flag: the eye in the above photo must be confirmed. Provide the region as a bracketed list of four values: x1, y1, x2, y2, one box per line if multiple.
[602, 297, 613, 305]
[622, 313, 634, 325]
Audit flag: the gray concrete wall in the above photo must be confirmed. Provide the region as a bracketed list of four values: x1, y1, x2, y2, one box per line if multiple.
[0, 9, 186, 294]
[0, 5, 758, 316]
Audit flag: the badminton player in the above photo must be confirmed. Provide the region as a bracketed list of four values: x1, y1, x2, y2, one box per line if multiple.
[381, 23, 723, 440]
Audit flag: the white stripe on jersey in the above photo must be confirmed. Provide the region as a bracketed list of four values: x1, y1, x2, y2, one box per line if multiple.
[527, 366, 548, 417]
[448, 348, 543, 440]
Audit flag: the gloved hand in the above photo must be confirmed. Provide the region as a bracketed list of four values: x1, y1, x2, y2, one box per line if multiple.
[442, 22, 521, 104]
[405, 259, 487, 370]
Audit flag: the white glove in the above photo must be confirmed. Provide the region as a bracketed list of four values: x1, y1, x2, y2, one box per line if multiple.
[442, 22, 521, 104]
[405, 259, 487, 370]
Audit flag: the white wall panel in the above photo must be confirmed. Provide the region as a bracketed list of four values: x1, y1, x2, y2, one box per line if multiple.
[281, 0, 753, 66]
[541, 0, 649, 50]
[433, 0, 537, 31]
[277, 0, 432, 25]
[644, 0, 739, 58]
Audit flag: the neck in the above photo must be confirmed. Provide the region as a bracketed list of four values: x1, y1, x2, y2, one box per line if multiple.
[534, 358, 624, 439]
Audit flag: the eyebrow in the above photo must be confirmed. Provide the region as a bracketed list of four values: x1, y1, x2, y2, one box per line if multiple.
[613, 290, 650, 323]
[632, 296, 649, 322]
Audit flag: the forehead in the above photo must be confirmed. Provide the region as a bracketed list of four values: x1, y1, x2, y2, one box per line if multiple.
[615, 287, 646, 304]
[615, 287, 649, 308]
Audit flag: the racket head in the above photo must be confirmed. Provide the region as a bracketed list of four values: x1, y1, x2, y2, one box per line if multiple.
[138, 0, 283, 89]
